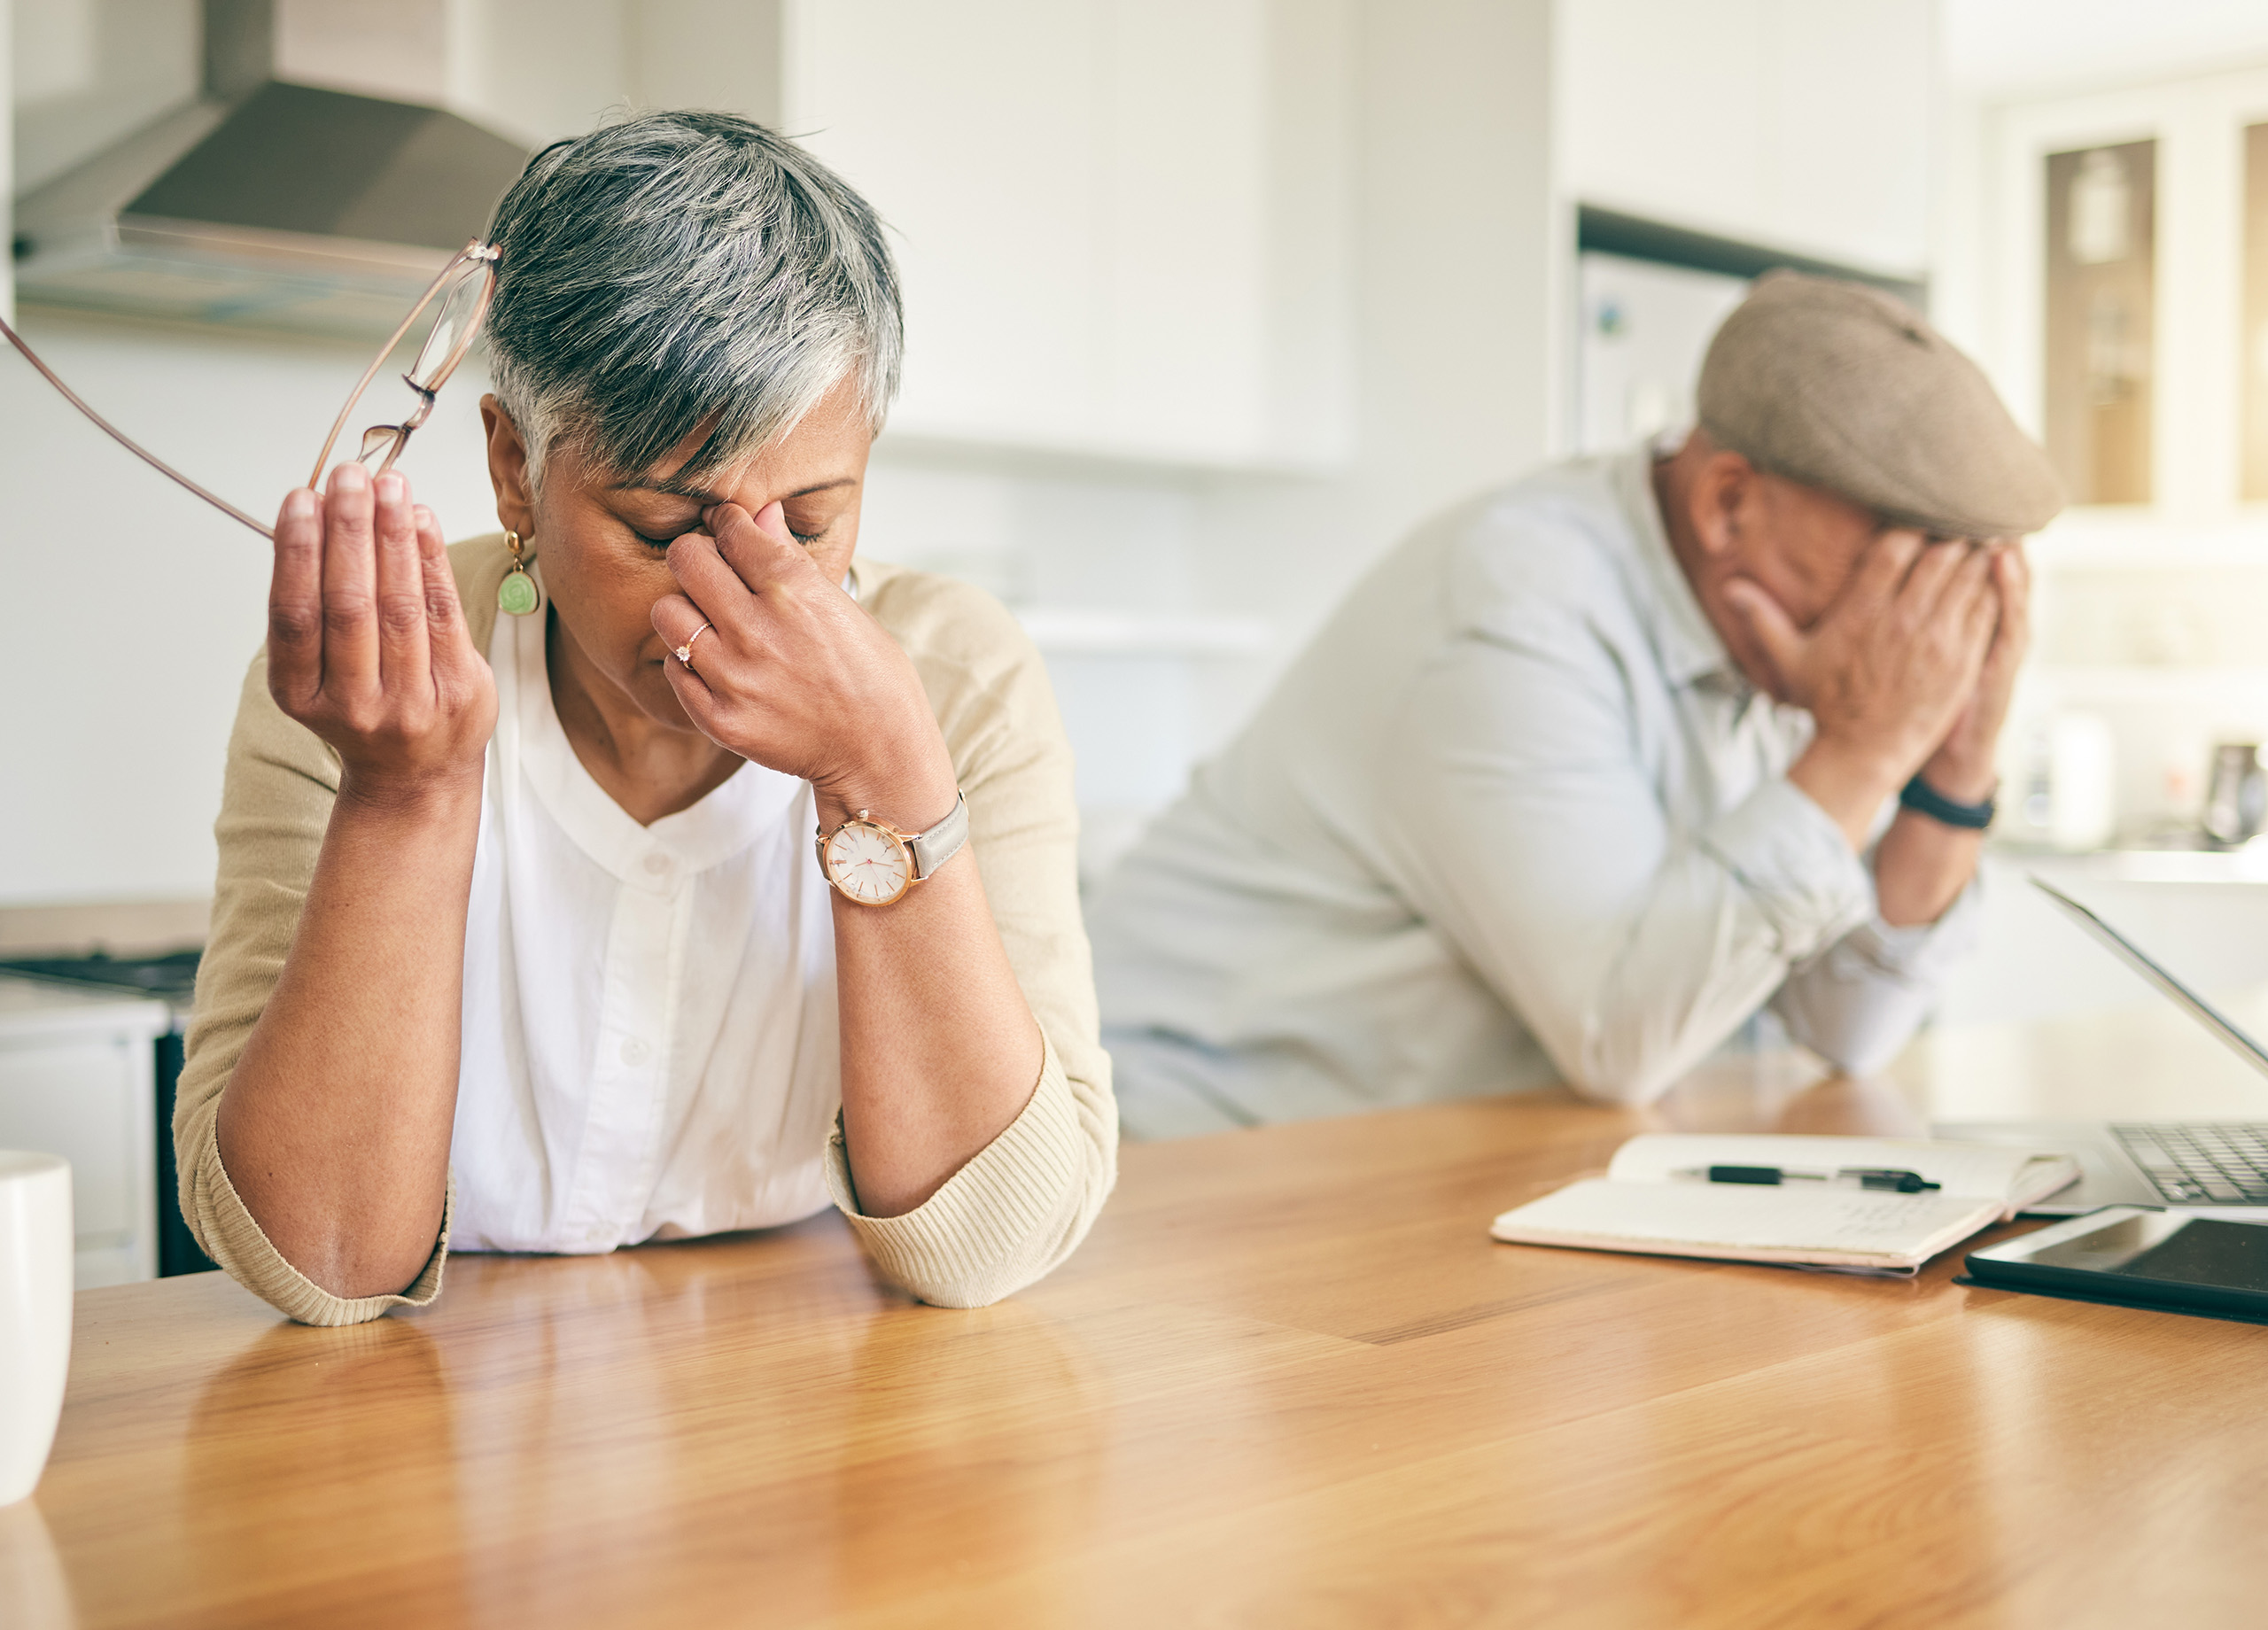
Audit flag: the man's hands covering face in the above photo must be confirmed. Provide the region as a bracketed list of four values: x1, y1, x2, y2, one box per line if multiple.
[1920, 546, 2030, 801]
[1723, 530, 2027, 842]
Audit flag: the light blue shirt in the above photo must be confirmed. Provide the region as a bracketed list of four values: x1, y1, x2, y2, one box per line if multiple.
[1089, 447, 1979, 1137]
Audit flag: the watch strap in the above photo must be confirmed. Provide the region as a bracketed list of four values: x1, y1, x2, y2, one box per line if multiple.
[1899, 773, 1997, 830]
[907, 792, 968, 880]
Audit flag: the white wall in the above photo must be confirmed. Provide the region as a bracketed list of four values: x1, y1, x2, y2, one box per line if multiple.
[0, 309, 503, 904]
[0, 4, 474, 904]
[0, 0, 1555, 908]
[10, 0, 195, 193]
[857, 446, 1208, 821]
[0, 1, 745, 909]
[1186, 0, 1561, 718]
[1, 0, 12, 319]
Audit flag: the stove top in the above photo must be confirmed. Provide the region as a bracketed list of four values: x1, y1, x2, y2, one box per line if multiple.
[0, 951, 201, 1006]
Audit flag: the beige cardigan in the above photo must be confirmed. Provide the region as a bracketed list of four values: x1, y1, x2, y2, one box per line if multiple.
[177, 534, 1117, 1324]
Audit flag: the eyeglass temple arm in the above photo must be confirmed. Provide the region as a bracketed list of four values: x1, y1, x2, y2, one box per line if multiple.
[1, 315, 275, 539]
[307, 242, 498, 489]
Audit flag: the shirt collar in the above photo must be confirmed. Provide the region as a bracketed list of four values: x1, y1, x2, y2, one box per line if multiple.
[501, 603, 807, 886]
[1608, 444, 1741, 691]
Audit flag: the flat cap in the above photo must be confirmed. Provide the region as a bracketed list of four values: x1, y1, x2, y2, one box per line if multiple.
[1696, 271, 2064, 538]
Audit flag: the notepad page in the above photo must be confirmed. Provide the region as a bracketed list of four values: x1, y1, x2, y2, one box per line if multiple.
[1489, 1178, 2004, 1269]
[1605, 1134, 2069, 1211]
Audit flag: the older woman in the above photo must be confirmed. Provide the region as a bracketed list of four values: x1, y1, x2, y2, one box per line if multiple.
[176, 112, 1115, 1325]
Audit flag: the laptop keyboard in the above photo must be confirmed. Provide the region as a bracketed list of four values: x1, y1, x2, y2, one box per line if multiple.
[2111, 1123, 2268, 1205]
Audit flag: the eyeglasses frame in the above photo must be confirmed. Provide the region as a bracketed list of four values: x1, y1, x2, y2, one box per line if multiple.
[0, 238, 501, 543]
[307, 240, 500, 491]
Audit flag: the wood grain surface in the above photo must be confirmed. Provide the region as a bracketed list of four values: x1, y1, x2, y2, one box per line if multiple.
[7, 1035, 2267, 1628]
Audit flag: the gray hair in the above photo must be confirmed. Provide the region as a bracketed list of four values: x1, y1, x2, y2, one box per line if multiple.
[483, 109, 903, 489]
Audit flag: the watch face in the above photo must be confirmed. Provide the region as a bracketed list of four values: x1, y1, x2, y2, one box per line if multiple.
[823, 820, 913, 905]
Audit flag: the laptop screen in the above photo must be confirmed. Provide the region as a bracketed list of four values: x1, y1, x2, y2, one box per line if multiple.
[2030, 875, 2268, 1080]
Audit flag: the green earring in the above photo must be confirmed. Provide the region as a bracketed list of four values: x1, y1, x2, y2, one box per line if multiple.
[498, 529, 540, 617]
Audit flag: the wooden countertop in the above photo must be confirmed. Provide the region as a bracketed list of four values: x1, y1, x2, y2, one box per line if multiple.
[8, 1041, 2268, 1627]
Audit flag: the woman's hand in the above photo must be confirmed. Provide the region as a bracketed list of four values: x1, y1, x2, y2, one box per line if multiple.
[267, 464, 496, 806]
[657, 501, 1041, 1222]
[654, 501, 958, 829]
[225, 463, 496, 1297]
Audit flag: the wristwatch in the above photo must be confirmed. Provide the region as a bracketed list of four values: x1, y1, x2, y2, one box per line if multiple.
[815, 793, 968, 906]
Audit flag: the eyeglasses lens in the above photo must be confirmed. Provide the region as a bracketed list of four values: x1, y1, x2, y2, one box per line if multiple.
[407, 264, 490, 390]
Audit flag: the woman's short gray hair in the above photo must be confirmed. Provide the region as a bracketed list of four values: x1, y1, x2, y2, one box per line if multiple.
[483, 109, 902, 488]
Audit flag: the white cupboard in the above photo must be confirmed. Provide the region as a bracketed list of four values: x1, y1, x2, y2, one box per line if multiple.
[781, 0, 1353, 468]
[0, 982, 167, 1290]
[1557, 0, 1935, 277]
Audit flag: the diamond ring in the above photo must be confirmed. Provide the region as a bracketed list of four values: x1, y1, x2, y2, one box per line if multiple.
[673, 622, 712, 671]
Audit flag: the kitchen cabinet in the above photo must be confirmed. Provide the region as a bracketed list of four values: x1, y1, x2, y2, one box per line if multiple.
[1965, 63, 2268, 524]
[1557, 0, 1933, 278]
[782, 0, 1354, 468]
[0, 980, 167, 1289]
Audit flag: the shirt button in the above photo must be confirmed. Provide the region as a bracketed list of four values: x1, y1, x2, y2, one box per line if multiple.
[643, 852, 672, 876]
[620, 1037, 651, 1067]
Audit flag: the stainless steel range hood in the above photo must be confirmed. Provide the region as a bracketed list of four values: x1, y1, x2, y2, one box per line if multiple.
[11, 2, 530, 337]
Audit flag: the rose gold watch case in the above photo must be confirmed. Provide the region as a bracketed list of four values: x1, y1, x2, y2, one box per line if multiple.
[815, 816, 915, 907]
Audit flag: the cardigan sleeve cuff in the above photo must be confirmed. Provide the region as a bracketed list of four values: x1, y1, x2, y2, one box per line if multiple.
[825, 1033, 1088, 1308]
[192, 1114, 452, 1327]
[1824, 869, 1986, 980]
[1699, 777, 1877, 960]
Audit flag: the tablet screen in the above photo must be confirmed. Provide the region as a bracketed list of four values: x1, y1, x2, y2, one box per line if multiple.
[2018, 1211, 2268, 1292]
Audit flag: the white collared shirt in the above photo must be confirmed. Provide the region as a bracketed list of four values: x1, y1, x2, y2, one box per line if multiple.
[449, 605, 841, 1254]
[1091, 446, 1980, 1136]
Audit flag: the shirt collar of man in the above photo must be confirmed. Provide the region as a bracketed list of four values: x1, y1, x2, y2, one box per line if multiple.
[1609, 442, 1746, 695]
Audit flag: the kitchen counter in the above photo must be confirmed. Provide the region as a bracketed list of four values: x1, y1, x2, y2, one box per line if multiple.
[1946, 850, 2268, 1028]
[0, 975, 170, 1041]
[1992, 840, 2268, 886]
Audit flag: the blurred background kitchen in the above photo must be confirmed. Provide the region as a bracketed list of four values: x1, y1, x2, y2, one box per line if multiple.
[12, 0, 2268, 1286]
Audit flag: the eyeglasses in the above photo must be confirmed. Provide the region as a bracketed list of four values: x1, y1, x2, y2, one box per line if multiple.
[307, 242, 499, 490]
[0, 240, 500, 542]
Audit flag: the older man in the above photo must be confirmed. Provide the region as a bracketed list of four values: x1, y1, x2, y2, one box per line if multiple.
[1089, 274, 2063, 1137]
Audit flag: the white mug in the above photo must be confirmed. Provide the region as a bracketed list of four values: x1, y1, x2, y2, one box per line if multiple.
[0, 1153, 73, 1507]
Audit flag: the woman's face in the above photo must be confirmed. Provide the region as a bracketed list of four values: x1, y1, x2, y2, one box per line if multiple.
[480, 376, 874, 732]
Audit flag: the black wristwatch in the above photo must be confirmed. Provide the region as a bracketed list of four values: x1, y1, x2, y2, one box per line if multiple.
[1899, 773, 1997, 830]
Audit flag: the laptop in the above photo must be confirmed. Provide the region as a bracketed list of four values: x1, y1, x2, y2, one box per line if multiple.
[1930, 876, 2268, 1216]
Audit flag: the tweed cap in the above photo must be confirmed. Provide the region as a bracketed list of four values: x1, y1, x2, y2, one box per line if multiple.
[1696, 271, 2064, 538]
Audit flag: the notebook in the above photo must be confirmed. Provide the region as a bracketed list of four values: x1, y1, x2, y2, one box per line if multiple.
[1489, 1135, 2083, 1273]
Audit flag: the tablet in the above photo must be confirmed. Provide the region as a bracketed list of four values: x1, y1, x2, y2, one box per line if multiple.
[1967, 1207, 2268, 1320]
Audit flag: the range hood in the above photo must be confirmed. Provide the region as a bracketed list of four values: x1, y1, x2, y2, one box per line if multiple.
[11, 3, 530, 337]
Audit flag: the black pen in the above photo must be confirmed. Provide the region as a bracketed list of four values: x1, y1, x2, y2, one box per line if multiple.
[1672, 1165, 1942, 1193]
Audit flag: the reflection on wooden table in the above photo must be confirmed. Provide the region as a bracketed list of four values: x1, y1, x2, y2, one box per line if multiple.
[11, 1016, 2268, 1626]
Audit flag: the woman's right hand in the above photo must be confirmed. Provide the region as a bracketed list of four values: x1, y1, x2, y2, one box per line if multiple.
[267, 463, 496, 803]
[227, 463, 495, 1300]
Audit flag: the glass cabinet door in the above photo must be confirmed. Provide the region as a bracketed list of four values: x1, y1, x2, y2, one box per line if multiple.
[2044, 140, 2156, 505]
[2243, 124, 2268, 502]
